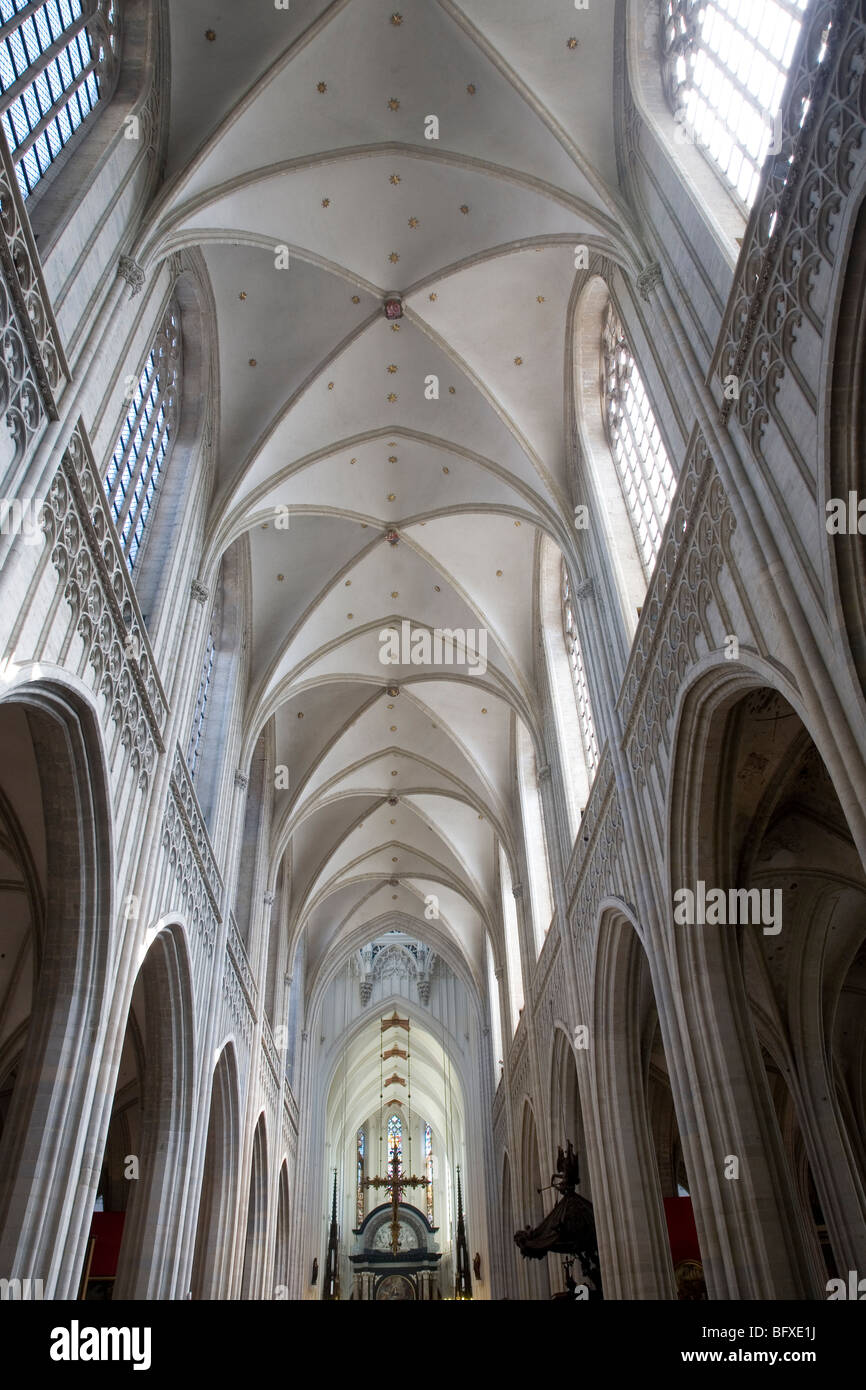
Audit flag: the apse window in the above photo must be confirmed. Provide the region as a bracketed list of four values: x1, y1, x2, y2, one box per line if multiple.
[603, 302, 676, 579]
[0, 0, 118, 199]
[562, 567, 599, 779]
[104, 302, 181, 573]
[661, 0, 809, 209]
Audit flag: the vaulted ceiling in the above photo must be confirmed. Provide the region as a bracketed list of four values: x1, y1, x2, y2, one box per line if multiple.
[149, 0, 637, 995]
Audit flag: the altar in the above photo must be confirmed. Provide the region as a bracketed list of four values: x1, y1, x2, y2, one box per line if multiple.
[349, 1203, 441, 1300]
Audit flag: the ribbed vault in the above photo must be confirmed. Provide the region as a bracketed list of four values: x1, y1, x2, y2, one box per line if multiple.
[149, 0, 634, 990]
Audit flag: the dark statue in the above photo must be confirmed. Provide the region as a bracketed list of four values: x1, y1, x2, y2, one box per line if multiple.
[514, 1142, 603, 1299]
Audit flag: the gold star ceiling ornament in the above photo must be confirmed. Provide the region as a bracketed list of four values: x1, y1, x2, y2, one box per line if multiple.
[387, 364, 398, 374]
[388, 97, 400, 111]
[389, 252, 400, 263]
[317, 81, 327, 93]
[408, 217, 419, 229]
[390, 173, 401, 185]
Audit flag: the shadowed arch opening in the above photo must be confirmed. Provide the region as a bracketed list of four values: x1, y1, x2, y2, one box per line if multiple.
[593, 905, 699, 1299]
[241, 1112, 269, 1299]
[549, 1026, 591, 1203]
[274, 1159, 291, 1298]
[0, 684, 111, 1296]
[680, 679, 866, 1291]
[191, 1042, 241, 1300]
[517, 1102, 551, 1300]
[499, 1150, 520, 1299]
[105, 923, 195, 1300]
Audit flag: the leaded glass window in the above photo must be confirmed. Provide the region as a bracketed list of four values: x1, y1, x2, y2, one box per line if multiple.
[561, 566, 599, 779]
[356, 1129, 365, 1227]
[387, 1113, 402, 1169]
[0, 0, 118, 198]
[661, 0, 809, 209]
[104, 301, 181, 573]
[424, 1123, 434, 1223]
[603, 302, 676, 579]
[186, 628, 215, 781]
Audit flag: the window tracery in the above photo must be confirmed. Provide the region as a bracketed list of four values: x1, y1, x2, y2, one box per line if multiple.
[603, 302, 676, 578]
[661, 0, 809, 208]
[424, 1122, 434, 1223]
[187, 628, 215, 782]
[0, 0, 118, 198]
[356, 1128, 365, 1226]
[387, 1113, 402, 1171]
[104, 300, 180, 573]
[561, 567, 599, 781]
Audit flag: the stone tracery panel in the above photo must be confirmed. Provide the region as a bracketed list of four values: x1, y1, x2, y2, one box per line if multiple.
[716, 0, 866, 471]
[618, 430, 736, 787]
[42, 422, 168, 791]
[0, 135, 67, 458]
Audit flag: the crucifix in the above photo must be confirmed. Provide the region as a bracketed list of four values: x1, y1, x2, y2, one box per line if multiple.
[361, 1139, 430, 1255]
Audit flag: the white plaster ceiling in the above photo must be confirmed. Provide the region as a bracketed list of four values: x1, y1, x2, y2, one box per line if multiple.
[156, 0, 634, 991]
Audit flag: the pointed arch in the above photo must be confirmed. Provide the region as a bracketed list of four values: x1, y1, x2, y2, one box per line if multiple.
[0, 679, 112, 1296]
[191, 1041, 241, 1299]
[240, 1111, 270, 1300]
[112, 921, 196, 1300]
[274, 1159, 291, 1297]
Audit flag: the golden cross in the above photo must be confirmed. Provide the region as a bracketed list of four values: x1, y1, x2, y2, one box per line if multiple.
[361, 1141, 430, 1254]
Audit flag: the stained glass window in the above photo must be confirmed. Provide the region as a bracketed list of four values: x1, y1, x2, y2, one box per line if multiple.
[661, 0, 810, 209]
[387, 1113, 402, 1169]
[104, 301, 181, 573]
[356, 1129, 365, 1227]
[603, 302, 676, 579]
[424, 1123, 434, 1223]
[0, 0, 119, 199]
[561, 566, 599, 779]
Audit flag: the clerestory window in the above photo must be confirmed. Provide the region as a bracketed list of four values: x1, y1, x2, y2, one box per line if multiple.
[104, 301, 181, 574]
[661, 0, 809, 209]
[603, 302, 676, 579]
[0, 0, 118, 199]
[561, 566, 599, 780]
[187, 628, 215, 782]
